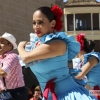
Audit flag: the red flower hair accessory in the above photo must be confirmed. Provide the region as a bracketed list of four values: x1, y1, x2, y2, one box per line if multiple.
[76, 33, 86, 51]
[51, 5, 63, 31]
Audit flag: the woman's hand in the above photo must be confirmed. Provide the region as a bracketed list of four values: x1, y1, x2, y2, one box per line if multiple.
[18, 41, 28, 49]
[18, 41, 29, 61]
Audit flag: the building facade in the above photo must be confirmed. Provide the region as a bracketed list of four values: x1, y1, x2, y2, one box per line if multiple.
[64, 0, 100, 52]
[0, 0, 63, 52]
[0, 0, 64, 87]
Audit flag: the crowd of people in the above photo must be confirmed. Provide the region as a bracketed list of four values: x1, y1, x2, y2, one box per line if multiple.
[0, 4, 100, 100]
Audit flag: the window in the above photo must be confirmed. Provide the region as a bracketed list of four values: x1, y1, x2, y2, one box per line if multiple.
[94, 40, 100, 52]
[67, 14, 74, 31]
[93, 13, 99, 30]
[75, 13, 91, 30]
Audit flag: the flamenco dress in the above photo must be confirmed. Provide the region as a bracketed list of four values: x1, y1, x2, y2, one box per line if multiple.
[28, 32, 97, 100]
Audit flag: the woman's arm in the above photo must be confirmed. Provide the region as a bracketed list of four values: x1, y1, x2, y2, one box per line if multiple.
[75, 56, 99, 79]
[18, 39, 66, 63]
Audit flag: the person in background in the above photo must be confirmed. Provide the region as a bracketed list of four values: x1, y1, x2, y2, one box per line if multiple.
[18, 5, 97, 100]
[74, 33, 100, 100]
[30, 86, 42, 100]
[27, 86, 36, 100]
[0, 32, 28, 100]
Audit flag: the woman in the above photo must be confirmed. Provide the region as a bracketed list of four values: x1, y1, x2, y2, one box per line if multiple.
[18, 5, 97, 100]
[74, 33, 100, 99]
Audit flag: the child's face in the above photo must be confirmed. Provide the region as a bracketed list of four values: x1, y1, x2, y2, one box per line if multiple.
[34, 90, 41, 96]
[0, 38, 13, 55]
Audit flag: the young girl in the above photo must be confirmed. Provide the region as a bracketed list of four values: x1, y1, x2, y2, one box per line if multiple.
[32, 86, 42, 100]
[18, 5, 97, 100]
[74, 33, 100, 99]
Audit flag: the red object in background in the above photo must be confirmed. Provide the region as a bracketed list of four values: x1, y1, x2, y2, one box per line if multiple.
[51, 5, 63, 31]
[93, 85, 100, 100]
[76, 33, 86, 51]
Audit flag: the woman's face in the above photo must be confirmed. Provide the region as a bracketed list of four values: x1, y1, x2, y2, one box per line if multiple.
[33, 10, 53, 38]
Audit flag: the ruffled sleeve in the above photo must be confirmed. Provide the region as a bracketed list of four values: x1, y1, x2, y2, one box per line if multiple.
[39, 32, 80, 61]
[84, 52, 100, 64]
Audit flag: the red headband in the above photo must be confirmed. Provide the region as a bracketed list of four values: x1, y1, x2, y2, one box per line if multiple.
[76, 33, 86, 51]
[51, 5, 63, 31]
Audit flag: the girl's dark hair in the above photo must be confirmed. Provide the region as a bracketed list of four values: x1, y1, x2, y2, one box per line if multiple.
[84, 39, 95, 53]
[76, 33, 95, 53]
[35, 6, 55, 22]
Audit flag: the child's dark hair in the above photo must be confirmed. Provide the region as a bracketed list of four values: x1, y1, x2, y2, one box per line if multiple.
[84, 39, 95, 53]
[76, 33, 95, 53]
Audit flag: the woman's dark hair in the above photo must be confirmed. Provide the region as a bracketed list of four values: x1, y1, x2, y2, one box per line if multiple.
[35, 6, 55, 22]
[84, 39, 95, 53]
[34, 5, 63, 31]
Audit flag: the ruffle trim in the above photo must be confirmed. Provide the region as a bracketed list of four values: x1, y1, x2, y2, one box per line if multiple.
[84, 52, 100, 64]
[39, 32, 80, 61]
[57, 85, 97, 100]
